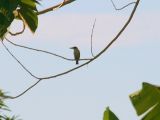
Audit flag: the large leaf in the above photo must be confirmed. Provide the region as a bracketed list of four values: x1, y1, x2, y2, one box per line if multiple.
[0, 0, 39, 38]
[7, 0, 19, 11]
[130, 82, 160, 120]
[0, 13, 8, 39]
[18, 7, 38, 33]
[103, 107, 119, 120]
[0, 0, 18, 39]
[0, 0, 18, 11]
[19, 0, 40, 11]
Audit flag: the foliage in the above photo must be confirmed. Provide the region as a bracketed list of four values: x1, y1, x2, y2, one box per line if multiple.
[0, 0, 39, 39]
[0, 89, 20, 120]
[103, 82, 160, 120]
[0, 115, 20, 120]
[0, 0, 18, 39]
[130, 82, 160, 120]
[103, 107, 119, 120]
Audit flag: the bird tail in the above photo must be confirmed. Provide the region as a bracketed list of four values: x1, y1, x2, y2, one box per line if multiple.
[76, 60, 79, 64]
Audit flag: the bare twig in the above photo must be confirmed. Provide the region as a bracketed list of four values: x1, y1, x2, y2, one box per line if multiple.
[8, 17, 25, 36]
[110, 0, 136, 10]
[1, 41, 40, 80]
[4, 0, 140, 99]
[4, 80, 41, 99]
[5, 38, 92, 61]
[90, 19, 96, 57]
[37, 0, 76, 15]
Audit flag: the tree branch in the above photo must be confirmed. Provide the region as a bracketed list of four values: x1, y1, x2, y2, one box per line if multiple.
[110, 0, 136, 10]
[5, 38, 92, 61]
[8, 16, 26, 36]
[37, 0, 76, 15]
[4, 80, 41, 99]
[90, 19, 96, 57]
[1, 41, 40, 80]
[4, 0, 140, 99]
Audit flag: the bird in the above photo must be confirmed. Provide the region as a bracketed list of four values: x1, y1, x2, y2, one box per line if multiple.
[70, 46, 80, 64]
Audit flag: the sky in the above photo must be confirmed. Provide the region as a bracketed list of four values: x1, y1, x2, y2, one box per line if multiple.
[0, 0, 160, 120]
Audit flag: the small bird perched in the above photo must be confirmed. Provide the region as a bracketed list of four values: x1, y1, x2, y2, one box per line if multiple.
[70, 46, 80, 64]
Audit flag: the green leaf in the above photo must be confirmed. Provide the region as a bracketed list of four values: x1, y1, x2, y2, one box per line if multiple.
[19, 0, 40, 11]
[142, 103, 160, 120]
[130, 82, 160, 120]
[0, 0, 18, 39]
[2, 115, 20, 120]
[0, 0, 39, 38]
[19, 7, 38, 32]
[103, 107, 119, 120]
[8, 0, 19, 11]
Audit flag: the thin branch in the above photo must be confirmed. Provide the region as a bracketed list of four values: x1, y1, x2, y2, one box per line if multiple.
[4, 0, 140, 99]
[110, 0, 136, 10]
[37, 0, 76, 15]
[90, 18, 96, 57]
[5, 37, 92, 61]
[8, 17, 25, 36]
[1, 41, 40, 80]
[4, 80, 41, 99]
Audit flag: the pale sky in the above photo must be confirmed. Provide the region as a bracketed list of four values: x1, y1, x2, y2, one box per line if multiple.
[0, 0, 160, 120]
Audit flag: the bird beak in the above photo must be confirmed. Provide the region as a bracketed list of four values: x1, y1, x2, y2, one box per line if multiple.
[70, 47, 74, 49]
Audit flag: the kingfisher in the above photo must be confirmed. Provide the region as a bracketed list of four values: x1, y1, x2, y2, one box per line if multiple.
[70, 46, 80, 64]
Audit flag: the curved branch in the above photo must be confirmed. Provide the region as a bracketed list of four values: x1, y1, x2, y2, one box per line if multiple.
[90, 19, 96, 57]
[37, 0, 76, 15]
[1, 41, 40, 80]
[4, 0, 140, 99]
[110, 0, 136, 10]
[8, 18, 25, 36]
[5, 38, 92, 61]
[4, 80, 41, 99]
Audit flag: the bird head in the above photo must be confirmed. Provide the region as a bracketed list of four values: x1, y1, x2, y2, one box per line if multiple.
[70, 46, 78, 50]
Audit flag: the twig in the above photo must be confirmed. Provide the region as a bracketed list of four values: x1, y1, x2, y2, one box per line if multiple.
[5, 38, 92, 61]
[51, 0, 65, 11]
[37, 0, 76, 15]
[1, 41, 40, 80]
[8, 16, 25, 36]
[4, 80, 41, 99]
[8, 23, 25, 36]
[110, 0, 136, 10]
[90, 19, 96, 57]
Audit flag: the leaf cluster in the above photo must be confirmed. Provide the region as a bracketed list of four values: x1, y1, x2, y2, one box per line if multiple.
[0, 0, 39, 39]
[103, 83, 160, 120]
[0, 90, 20, 120]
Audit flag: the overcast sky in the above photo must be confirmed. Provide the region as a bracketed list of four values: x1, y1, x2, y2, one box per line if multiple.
[0, 0, 160, 120]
